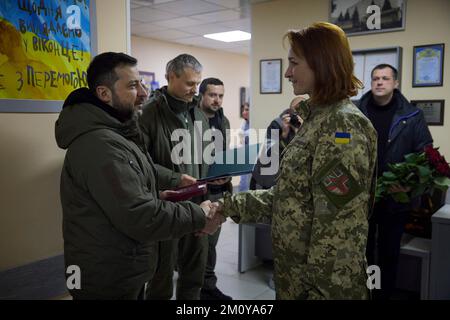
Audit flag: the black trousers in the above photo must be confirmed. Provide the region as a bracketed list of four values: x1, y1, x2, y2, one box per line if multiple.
[366, 201, 409, 300]
[202, 191, 224, 291]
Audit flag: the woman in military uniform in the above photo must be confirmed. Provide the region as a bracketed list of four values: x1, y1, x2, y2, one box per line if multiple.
[216, 22, 377, 299]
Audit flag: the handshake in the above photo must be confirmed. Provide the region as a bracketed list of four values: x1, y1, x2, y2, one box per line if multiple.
[197, 200, 226, 236]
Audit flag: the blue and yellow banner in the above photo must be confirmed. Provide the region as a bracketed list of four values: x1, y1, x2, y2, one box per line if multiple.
[0, 0, 91, 101]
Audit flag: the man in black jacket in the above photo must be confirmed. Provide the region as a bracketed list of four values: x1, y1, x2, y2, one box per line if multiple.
[357, 64, 433, 300]
[198, 77, 232, 300]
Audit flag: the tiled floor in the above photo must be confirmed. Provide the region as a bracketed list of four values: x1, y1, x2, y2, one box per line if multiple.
[172, 219, 276, 300]
[208, 219, 275, 300]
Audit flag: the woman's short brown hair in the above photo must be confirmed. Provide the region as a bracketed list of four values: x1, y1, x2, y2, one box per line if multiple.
[285, 22, 362, 106]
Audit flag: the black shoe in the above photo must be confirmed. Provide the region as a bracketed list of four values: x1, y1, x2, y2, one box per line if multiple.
[200, 287, 232, 300]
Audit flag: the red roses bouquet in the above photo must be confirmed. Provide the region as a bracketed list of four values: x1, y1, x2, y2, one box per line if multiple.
[376, 145, 450, 203]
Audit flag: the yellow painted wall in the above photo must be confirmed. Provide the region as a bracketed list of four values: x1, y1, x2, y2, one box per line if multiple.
[0, 0, 129, 271]
[131, 36, 250, 137]
[96, 0, 130, 54]
[251, 0, 450, 158]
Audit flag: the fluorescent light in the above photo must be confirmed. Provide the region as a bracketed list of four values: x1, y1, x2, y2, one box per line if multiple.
[203, 30, 251, 43]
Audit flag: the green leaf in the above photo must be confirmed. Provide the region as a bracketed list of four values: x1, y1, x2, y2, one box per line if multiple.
[404, 153, 419, 163]
[434, 176, 450, 187]
[391, 192, 410, 203]
[382, 172, 397, 181]
[417, 165, 431, 177]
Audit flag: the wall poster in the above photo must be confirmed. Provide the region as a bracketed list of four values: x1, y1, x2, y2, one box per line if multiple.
[0, 0, 94, 112]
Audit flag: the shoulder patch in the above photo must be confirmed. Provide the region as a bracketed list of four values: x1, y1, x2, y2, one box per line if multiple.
[313, 159, 363, 209]
[335, 132, 351, 144]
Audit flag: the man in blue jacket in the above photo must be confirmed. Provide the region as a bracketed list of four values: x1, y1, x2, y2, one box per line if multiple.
[357, 64, 433, 300]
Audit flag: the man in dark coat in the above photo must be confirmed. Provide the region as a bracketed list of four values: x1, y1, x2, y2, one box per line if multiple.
[198, 77, 232, 300]
[357, 63, 433, 300]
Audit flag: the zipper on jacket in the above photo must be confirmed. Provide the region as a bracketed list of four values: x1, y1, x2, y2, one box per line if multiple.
[387, 110, 420, 142]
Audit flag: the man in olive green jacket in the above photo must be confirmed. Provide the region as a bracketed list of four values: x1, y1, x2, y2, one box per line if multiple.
[139, 54, 211, 300]
[55, 52, 219, 299]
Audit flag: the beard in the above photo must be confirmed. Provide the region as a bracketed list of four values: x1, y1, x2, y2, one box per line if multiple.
[111, 91, 135, 120]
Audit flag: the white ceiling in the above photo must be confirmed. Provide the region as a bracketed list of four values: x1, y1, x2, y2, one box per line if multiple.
[130, 0, 272, 55]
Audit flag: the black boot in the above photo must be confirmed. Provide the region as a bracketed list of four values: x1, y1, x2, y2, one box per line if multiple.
[200, 287, 232, 300]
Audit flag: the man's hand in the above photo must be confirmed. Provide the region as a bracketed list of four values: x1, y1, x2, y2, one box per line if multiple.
[388, 184, 411, 193]
[200, 200, 213, 217]
[159, 190, 179, 201]
[280, 113, 302, 138]
[208, 177, 231, 186]
[213, 201, 224, 216]
[280, 114, 292, 139]
[196, 201, 226, 236]
[179, 174, 197, 187]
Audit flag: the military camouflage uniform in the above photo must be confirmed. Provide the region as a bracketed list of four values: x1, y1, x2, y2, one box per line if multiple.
[221, 99, 377, 299]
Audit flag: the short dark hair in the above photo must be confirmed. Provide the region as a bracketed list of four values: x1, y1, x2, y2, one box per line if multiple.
[87, 52, 137, 93]
[199, 77, 224, 95]
[165, 54, 202, 78]
[371, 64, 398, 80]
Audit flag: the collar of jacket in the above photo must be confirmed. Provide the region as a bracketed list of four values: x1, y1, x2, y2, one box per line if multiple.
[359, 89, 417, 118]
[155, 86, 200, 115]
[62, 87, 133, 123]
[56, 92, 143, 150]
[358, 89, 420, 136]
[204, 105, 225, 123]
[358, 89, 422, 144]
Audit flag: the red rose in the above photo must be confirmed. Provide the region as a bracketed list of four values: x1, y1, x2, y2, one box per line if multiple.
[436, 162, 450, 177]
[425, 145, 449, 173]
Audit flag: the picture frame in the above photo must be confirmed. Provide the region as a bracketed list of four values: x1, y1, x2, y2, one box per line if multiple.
[329, 0, 406, 37]
[412, 43, 445, 87]
[260, 59, 282, 94]
[410, 100, 445, 126]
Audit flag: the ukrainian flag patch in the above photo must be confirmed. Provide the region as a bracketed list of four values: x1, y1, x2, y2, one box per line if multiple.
[335, 132, 351, 144]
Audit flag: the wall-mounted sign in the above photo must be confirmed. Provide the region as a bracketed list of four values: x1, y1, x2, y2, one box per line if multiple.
[0, 0, 93, 112]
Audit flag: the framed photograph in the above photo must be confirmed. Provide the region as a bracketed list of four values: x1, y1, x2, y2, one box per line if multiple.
[411, 100, 445, 126]
[0, 0, 95, 112]
[412, 44, 445, 87]
[329, 0, 406, 36]
[260, 59, 282, 94]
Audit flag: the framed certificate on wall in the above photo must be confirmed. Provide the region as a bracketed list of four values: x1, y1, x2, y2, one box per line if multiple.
[413, 44, 445, 87]
[260, 59, 282, 94]
[411, 100, 445, 126]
